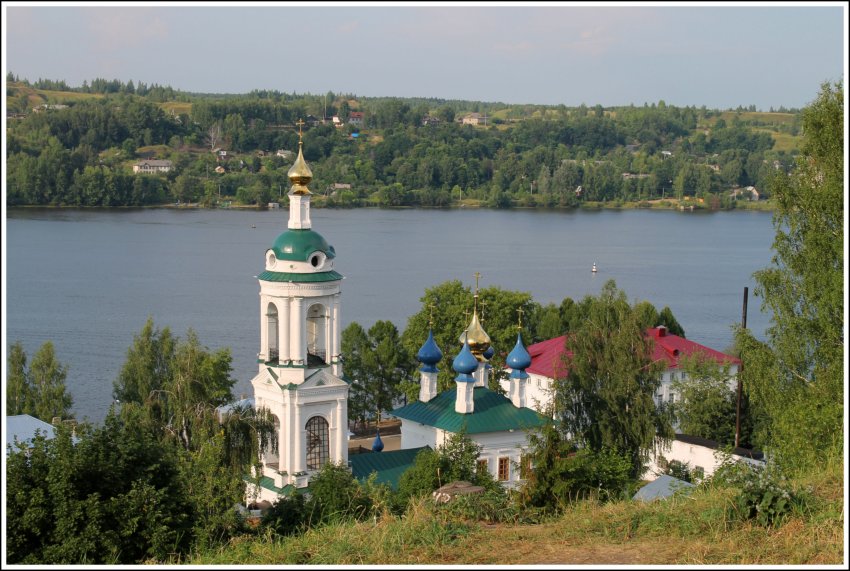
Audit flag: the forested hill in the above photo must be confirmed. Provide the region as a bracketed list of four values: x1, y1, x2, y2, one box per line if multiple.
[5, 76, 802, 209]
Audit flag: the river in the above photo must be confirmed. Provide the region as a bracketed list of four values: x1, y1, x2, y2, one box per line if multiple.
[5, 206, 776, 423]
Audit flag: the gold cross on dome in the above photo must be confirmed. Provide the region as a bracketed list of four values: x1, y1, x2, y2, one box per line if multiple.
[295, 118, 305, 140]
[473, 271, 481, 293]
[428, 303, 436, 328]
[516, 307, 524, 331]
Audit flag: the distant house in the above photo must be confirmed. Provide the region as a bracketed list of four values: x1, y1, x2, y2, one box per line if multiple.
[276, 149, 294, 160]
[331, 183, 352, 191]
[422, 115, 442, 126]
[33, 104, 68, 113]
[731, 186, 760, 201]
[306, 114, 321, 126]
[661, 150, 673, 159]
[133, 159, 173, 174]
[332, 116, 344, 127]
[215, 166, 226, 174]
[622, 172, 650, 180]
[348, 112, 364, 126]
[461, 113, 482, 125]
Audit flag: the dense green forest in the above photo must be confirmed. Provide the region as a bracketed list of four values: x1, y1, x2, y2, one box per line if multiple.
[6, 74, 800, 208]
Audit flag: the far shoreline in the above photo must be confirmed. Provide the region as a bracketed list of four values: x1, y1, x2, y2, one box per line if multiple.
[6, 198, 775, 213]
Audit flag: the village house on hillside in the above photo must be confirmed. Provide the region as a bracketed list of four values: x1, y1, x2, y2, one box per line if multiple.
[132, 159, 173, 174]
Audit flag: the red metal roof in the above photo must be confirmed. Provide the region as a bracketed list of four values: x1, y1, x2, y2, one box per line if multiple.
[526, 327, 740, 379]
[526, 336, 571, 378]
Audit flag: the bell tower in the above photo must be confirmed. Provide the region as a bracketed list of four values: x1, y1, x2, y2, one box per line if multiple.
[248, 121, 349, 500]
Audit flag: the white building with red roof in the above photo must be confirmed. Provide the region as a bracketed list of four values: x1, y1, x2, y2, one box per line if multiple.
[502, 326, 756, 481]
[501, 325, 741, 416]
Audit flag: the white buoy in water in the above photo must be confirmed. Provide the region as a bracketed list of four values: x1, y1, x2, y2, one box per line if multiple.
[592, 263, 598, 273]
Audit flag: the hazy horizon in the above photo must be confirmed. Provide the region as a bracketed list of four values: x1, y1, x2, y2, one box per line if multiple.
[3, 2, 846, 110]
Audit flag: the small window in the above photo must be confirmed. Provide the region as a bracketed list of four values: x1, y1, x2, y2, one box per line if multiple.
[693, 466, 705, 481]
[498, 457, 510, 481]
[477, 459, 489, 475]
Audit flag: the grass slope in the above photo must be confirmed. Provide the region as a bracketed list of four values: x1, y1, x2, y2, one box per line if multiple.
[186, 461, 843, 565]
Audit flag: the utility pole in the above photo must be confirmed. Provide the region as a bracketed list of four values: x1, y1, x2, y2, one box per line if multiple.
[735, 286, 748, 448]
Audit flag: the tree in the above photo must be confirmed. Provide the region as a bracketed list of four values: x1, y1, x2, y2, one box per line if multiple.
[6, 341, 29, 415]
[6, 410, 194, 564]
[6, 340, 74, 421]
[658, 306, 686, 337]
[341, 320, 411, 423]
[26, 341, 73, 422]
[671, 353, 747, 446]
[555, 280, 672, 478]
[111, 318, 276, 549]
[206, 121, 223, 150]
[735, 82, 843, 471]
[519, 421, 633, 510]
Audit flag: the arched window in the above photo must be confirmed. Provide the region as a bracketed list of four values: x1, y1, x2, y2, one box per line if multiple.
[267, 303, 279, 362]
[305, 416, 329, 470]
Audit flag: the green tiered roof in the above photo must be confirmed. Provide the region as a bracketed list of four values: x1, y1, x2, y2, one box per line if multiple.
[389, 387, 549, 434]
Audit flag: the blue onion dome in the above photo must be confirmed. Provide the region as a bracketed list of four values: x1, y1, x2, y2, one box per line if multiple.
[483, 345, 495, 361]
[507, 334, 532, 379]
[453, 340, 478, 381]
[417, 330, 443, 373]
[372, 430, 384, 453]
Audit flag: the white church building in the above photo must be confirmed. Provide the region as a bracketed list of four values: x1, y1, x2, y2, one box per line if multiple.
[243, 128, 548, 502]
[389, 299, 549, 488]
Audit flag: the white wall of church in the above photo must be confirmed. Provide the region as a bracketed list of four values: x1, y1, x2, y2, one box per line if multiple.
[400, 421, 439, 450]
[500, 372, 552, 414]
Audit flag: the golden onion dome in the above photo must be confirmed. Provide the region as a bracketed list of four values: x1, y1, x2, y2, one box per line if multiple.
[459, 309, 491, 361]
[287, 143, 313, 195]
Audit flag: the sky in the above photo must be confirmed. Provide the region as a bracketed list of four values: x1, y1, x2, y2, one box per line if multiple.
[2, 2, 847, 110]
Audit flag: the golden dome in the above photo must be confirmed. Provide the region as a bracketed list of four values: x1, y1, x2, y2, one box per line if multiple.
[459, 308, 491, 361]
[287, 143, 313, 195]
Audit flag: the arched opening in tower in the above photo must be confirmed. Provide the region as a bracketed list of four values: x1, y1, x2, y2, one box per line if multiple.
[266, 302, 279, 363]
[306, 302, 329, 367]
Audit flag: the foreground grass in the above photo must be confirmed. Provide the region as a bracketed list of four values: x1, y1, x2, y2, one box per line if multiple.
[186, 461, 843, 565]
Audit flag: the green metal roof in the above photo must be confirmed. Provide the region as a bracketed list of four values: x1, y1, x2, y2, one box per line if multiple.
[389, 387, 549, 434]
[257, 270, 343, 283]
[271, 229, 336, 262]
[243, 475, 295, 497]
[349, 446, 431, 489]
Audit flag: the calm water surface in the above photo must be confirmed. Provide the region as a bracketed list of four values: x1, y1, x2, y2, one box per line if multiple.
[6, 207, 776, 422]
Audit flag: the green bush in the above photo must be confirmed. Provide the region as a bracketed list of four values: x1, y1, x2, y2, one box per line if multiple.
[708, 459, 805, 527]
[261, 493, 310, 537]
